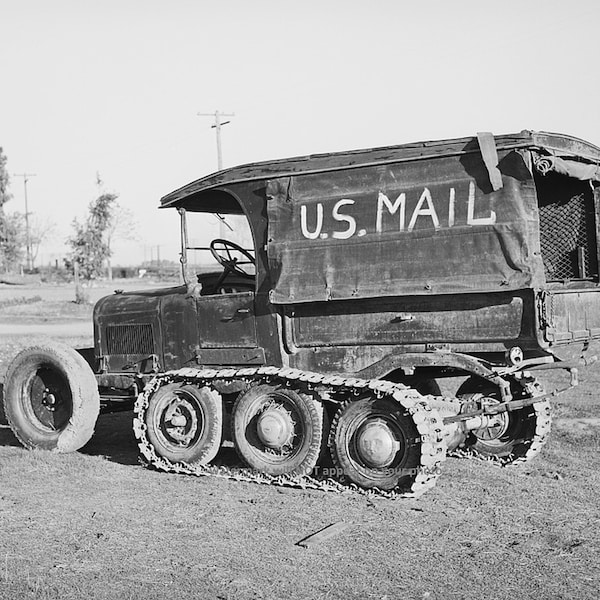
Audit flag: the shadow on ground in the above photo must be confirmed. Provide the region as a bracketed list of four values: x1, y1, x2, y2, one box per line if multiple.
[81, 411, 140, 465]
[1, 399, 243, 470]
[85, 413, 246, 470]
[0, 410, 140, 466]
[0, 425, 21, 447]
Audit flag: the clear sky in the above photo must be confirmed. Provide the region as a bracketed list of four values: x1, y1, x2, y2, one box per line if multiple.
[1, 0, 599, 268]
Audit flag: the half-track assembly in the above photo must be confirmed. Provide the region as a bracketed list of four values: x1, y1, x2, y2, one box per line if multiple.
[4, 130, 600, 497]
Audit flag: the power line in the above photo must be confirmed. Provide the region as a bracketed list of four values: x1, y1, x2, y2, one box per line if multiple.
[13, 172, 36, 271]
[197, 110, 235, 171]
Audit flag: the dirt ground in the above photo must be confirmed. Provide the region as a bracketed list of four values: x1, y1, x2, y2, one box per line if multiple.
[0, 284, 599, 600]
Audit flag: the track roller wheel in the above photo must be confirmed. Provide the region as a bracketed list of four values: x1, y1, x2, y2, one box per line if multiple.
[144, 383, 222, 464]
[456, 376, 551, 463]
[329, 394, 427, 491]
[231, 384, 325, 477]
[3, 341, 100, 452]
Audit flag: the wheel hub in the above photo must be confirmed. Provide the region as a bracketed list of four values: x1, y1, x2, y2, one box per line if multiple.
[256, 406, 294, 449]
[475, 413, 510, 441]
[30, 368, 72, 431]
[170, 414, 187, 427]
[163, 399, 199, 445]
[41, 389, 57, 410]
[355, 419, 400, 468]
[475, 398, 510, 441]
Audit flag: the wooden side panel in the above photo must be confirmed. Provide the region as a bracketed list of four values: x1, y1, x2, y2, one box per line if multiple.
[545, 289, 600, 344]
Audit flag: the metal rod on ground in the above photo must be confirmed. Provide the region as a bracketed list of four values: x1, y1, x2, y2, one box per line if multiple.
[296, 522, 351, 548]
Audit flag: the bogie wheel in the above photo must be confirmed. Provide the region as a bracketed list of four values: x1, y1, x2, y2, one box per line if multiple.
[3, 341, 100, 452]
[456, 376, 550, 462]
[231, 384, 325, 477]
[329, 395, 423, 490]
[144, 384, 222, 464]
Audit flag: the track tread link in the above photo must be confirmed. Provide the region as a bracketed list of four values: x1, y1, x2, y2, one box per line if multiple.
[133, 366, 448, 499]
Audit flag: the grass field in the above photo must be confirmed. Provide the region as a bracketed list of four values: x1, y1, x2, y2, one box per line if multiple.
[0, 283, 599, 600]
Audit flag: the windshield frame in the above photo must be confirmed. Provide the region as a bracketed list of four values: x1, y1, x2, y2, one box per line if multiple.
[178, 207, 256, 286]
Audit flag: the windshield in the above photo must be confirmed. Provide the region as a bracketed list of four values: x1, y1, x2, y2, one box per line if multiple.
[181, 210, 256, 282]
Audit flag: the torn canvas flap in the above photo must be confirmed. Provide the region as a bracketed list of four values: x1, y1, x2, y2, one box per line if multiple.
[534, 154, 600, 183]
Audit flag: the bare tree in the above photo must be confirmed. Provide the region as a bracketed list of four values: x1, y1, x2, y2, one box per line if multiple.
[29, 215, 57, 268]
[105, 202, 138, 280]
[67, 193, 117, 281]
[93, 174, 138, 280]
[0, 148, 26, 273]
[0, 147, 11, 209]
[0, 213, 25, 273]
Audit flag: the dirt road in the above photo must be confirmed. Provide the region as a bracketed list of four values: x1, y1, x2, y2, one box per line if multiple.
[0, 321, 91, 337]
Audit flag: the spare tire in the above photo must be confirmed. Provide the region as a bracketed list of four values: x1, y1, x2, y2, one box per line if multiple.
[3, 341, 100, 452]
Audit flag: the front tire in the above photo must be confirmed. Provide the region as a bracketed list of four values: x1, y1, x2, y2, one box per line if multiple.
[3, 341, 100, 452]
[144, 383, 223, 464]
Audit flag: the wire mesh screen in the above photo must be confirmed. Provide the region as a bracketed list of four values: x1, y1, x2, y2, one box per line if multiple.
[106, 324, 154, 355]
[538, 189, 598, 281]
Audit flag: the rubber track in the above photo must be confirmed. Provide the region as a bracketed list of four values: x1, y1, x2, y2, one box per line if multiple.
[132, 366, 448, 499]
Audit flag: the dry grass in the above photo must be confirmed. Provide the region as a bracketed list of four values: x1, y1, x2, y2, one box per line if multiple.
[0, 280, 167, 324]
[0, 285, 599, 599]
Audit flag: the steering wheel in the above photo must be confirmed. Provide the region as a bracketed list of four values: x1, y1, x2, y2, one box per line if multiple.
[210, 239, 255, 278]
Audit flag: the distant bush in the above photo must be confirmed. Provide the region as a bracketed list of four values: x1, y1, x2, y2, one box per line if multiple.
[37, 265, 72, 284]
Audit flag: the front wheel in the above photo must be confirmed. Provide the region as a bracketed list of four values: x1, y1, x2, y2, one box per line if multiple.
[3, 341, 100, 452]
[144, 383, 223, 465]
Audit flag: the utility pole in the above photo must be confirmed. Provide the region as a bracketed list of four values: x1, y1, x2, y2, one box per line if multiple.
[197, 110, 235, 240]
[13, 172, 36, 271]
[197, 110, 235, 171]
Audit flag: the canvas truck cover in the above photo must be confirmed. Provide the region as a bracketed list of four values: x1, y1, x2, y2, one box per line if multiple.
[265, 144, 545, 303]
